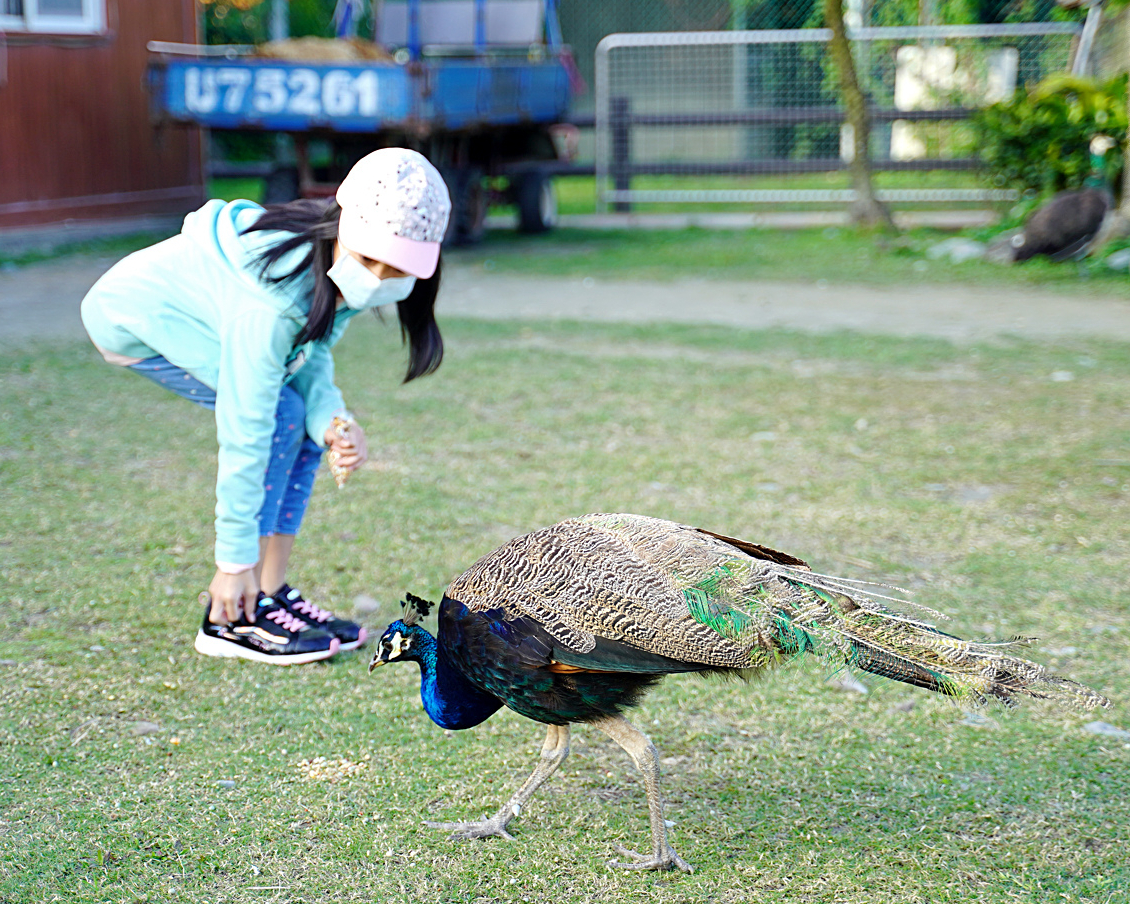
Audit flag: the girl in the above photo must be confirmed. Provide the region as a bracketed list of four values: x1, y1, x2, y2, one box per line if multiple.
[81, 148, 451, 665]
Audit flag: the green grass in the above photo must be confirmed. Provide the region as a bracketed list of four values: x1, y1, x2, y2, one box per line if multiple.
[7, 219, 1128, 299]
[545, 171, 997, 216]
[4, 173, 1126, 299]
[209, 176, 268, 204]
[452, 226, 1130, 297]
[0, 231, 180, 269]
[2, 315, 1128, 903]
[207, 172, 994, 216]
[16, 224, 1120, 302]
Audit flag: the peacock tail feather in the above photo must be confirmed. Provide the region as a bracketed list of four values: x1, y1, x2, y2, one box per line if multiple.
[678, 549, 1106, 710]
[444, 513, 1109, 711]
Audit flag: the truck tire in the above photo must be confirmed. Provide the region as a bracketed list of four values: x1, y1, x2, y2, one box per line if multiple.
[515, 170, 557, 234]
[443, 167, 487, 246]
[262, 166, 300, 205]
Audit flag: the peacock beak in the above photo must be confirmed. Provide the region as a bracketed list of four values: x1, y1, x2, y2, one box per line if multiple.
[367, 655, 385, 673]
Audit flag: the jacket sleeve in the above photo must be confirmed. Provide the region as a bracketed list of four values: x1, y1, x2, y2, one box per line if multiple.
[287, 339, 348, 448]
[212, 307, 297, 567]
[286, 310, 357, 446]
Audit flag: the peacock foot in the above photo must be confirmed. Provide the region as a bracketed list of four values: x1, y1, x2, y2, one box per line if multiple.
[609, 842, 693, 873]
[425, 809, 517, 842]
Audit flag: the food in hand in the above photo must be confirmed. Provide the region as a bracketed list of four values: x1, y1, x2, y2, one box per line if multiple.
[326, 416, 356, 488]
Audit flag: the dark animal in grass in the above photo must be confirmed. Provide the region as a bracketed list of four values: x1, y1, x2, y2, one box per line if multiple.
[368, 513, 1109, 872]
[1010, 135, 1117, 263]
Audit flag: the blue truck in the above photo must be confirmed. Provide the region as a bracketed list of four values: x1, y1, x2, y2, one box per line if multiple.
[147, 0, 576, 242]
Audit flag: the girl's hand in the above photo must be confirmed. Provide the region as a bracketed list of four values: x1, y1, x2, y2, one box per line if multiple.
[207, 569, 259, 624]
[323, 421, 369, 474]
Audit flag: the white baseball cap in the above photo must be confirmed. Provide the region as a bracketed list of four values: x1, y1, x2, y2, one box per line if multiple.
[335, 148, 451, 279]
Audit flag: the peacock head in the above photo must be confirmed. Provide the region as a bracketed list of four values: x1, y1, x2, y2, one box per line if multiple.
[1086, 134, 1118, 189]
[368, 592, 436, 673]
[1090, 134, 1116, 158]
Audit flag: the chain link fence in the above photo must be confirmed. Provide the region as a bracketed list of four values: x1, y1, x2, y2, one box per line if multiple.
[590, 23, 1079, 210]
[1092, 6, 1128, 80]
[559, 0, 1080, 115]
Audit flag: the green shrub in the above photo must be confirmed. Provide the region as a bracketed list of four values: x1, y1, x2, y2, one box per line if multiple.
[972, 72, 1127, 195]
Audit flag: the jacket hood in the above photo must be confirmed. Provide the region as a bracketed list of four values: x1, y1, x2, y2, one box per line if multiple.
[181, 199, 313, 307]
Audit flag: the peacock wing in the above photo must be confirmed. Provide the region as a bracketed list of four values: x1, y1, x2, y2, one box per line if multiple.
[445, 513, 799, 669]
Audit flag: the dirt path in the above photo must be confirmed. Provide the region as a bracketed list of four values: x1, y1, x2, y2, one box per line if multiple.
[4, 253, 1130, 347]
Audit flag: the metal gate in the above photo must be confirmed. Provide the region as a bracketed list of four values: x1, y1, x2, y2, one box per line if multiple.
[594, 24, 1082, 211]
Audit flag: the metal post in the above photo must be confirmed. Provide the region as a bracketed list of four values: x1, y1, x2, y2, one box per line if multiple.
[408, 0, 421, 60]
[271, 0, 290, 181]
[610, 95, 631, 212]
[270, 0, 288, 43]
[1072, 0, 1106, 76]
[544, 0, 562, 50]
[730, 0, 750, 161]
[474, 0, 486, 52]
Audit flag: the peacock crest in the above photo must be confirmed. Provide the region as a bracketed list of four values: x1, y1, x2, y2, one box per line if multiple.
[401, 592, 434, 626]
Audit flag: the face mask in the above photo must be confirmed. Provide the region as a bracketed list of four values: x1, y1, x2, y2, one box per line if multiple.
[328, 252, 417, 311]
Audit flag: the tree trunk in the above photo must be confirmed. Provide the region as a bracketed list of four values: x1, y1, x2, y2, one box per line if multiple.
[824, 0, 895, 231]
[1123, 9, 1130, 218]
[1112, 9, 1130, 238]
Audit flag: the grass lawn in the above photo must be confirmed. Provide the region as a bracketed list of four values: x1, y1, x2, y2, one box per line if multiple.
[4, 173, 1128, 298]
[2, 312, 1128, 903]
[6, 221, 1130, 300]
[455, 227, 1130, 298]
[205, 172, 998, 216]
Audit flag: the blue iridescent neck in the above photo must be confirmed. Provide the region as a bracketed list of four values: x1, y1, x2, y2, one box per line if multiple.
[1085, 152, 1111, 191]
[409, 627, 502, 730]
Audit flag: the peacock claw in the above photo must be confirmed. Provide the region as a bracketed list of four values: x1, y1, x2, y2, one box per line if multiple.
[424, 815, 516, 842]
[609, 843, 693, 873]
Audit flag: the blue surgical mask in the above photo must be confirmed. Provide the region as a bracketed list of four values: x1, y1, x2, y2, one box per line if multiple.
[328, 252, 417, 311]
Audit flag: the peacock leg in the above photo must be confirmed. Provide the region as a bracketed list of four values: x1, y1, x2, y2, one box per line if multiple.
[591, 714, 692, 873]
[425, 723, 571, 841]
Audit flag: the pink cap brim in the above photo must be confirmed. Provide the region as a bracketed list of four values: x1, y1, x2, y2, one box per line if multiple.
[337, 211, 441, 279]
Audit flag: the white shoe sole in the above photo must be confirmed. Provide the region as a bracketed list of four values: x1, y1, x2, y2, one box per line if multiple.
[194, 630, 340, 665]
[337, 626, 369, 653]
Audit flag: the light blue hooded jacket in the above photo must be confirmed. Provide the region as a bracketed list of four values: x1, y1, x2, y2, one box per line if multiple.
[81, 199, 360, 568]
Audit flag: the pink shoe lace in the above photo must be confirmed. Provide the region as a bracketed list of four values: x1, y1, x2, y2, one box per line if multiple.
[264, 608, 308, 632]
[286, 589, 334, 624]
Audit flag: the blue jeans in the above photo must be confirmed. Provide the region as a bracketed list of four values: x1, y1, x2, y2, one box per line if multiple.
[128, 356, 322, 537]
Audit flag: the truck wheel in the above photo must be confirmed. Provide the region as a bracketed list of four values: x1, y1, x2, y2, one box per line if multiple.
[443, 167, 487, 246]
[515, 170, 557, 234]
[262, 166, 300, 205]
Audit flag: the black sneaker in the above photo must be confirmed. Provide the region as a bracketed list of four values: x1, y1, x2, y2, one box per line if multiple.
[272, 583, 368, 652]
[193, 592, 340, 665]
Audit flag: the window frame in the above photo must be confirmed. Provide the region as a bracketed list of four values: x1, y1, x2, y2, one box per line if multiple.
[0, 0, 106, 35]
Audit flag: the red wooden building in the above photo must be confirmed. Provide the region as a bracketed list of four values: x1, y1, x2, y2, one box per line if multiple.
[0, 0, 204, 234]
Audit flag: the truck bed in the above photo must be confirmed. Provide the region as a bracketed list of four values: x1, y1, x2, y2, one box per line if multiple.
[148, 55, 571, 134]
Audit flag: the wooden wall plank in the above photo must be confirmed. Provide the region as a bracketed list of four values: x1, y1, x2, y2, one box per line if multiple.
[0, 0, 205, 228]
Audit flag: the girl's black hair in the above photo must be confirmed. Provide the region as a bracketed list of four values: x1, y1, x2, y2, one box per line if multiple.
[397, 255, 444, 382]
[243, 198, 443, 383]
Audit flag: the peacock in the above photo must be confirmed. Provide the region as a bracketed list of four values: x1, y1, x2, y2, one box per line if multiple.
[368, 513, 1110, 872]
[1009, 134, 1117, 263]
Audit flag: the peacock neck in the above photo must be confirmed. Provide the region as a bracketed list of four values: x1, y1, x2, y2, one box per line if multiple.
[413, 630, 502, 731]
[1086, 154, 1111, 192]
